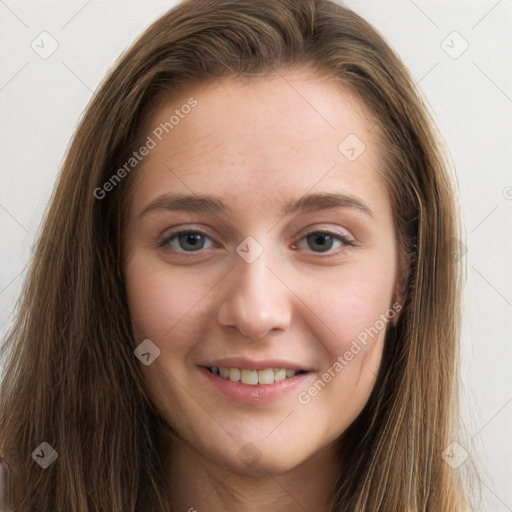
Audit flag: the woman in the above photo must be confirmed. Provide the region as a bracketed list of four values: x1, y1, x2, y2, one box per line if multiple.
[0, 0, 474, 510]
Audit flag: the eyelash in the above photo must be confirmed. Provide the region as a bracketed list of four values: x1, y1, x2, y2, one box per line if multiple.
[157, 227, 356, 256]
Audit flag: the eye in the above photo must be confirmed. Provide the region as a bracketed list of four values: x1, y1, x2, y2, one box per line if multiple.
[158, 228, 214, 252]
[158, 227, 355, 255]
[295, 230, 355, 254]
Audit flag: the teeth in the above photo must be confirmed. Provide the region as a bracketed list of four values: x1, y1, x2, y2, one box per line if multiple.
[211, 366, 300, 385]
[274, 368, 287, 382]
[241, 369, 259, 385]
[229, 367, 240, 382]
[258, 368, 274, 385]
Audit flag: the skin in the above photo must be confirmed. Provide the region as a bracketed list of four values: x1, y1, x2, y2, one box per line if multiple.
[123, 68, 405, 512]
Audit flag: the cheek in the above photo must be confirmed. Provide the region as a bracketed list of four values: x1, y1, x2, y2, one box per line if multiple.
[315, 257, 395, 342]
[304, 252, 396, 397]
[124, 256, 212, 413]
[124, 255, 213, 344]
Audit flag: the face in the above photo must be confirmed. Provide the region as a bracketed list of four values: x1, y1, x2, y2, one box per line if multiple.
[123, 69, 402, 476]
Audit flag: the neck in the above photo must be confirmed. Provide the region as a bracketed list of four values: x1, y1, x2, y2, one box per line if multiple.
[160, 433, 339, 512]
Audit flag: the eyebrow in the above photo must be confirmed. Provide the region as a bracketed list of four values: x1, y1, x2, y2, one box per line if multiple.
[138, 191, 374, 219]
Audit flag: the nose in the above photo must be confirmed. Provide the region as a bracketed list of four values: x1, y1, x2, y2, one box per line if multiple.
[217, 247, 291, 341]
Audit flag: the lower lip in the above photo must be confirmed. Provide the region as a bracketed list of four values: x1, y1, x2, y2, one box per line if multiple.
[199, 367, 313, 405]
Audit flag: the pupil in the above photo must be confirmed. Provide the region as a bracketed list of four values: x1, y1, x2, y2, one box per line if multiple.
[181, 233, 203, 250]
[308, 233, 332, 252]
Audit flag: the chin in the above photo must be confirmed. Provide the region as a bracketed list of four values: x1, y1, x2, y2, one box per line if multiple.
[202, 438, 313, 477]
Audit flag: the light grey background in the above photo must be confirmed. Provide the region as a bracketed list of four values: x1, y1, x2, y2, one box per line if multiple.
[1, 1, 511, 509]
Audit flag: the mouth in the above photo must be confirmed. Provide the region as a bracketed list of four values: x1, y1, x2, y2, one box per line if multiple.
[197, 361, 314, 405]
[202, 366, 308, 385]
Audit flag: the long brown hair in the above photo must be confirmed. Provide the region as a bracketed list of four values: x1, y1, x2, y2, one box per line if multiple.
[1, 0, 474, 509]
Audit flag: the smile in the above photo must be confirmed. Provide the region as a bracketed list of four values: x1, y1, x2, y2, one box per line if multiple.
[199, 365, 313, 405]
[206, 366, 306, 385]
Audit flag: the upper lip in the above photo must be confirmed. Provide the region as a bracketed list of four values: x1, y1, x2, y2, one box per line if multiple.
[198, 357, 313, 372]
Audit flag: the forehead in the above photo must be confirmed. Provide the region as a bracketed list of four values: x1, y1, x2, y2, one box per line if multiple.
[130, 68, 388, 217]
